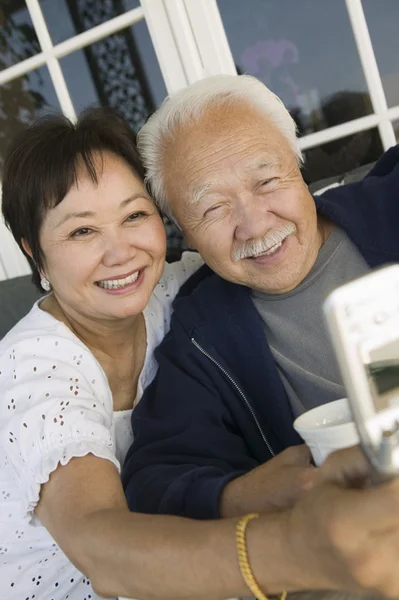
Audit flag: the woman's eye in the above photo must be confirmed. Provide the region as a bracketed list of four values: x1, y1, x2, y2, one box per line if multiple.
[70, 227, 91, 238]
[126, 211, 147, 222]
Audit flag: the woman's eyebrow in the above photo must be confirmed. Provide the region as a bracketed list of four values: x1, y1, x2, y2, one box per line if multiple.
[54, 193, 150, 228]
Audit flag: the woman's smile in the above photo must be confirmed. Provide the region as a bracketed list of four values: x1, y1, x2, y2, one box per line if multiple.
[95, 267, 145, 294]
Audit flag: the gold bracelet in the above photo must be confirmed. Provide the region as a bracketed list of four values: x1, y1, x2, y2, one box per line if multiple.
[236, 513, 287, 600]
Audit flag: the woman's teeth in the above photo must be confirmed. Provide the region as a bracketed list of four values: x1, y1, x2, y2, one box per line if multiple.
[253, 240, 283, 258]
[97, 271, 140, 290]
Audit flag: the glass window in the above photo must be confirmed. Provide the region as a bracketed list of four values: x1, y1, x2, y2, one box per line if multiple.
[362, 0, 399, 109]
[393, 120, 399, 144]
[39, 0, 141, 45]
[0, 66, 59, 173]
[0, 1, 40, 71]
[217, 0, 372, 136]
[302, 128, 383, 184]
[60, 20, 167, 132]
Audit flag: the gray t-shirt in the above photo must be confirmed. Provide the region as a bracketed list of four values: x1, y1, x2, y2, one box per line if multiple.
[252, 226, 370, 417]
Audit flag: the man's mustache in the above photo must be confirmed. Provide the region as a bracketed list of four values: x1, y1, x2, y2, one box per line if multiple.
[231, 222, 297, 262]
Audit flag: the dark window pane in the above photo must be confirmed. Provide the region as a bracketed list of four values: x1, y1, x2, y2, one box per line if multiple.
[39, 0, 141, 45]
[363, 0, 399, 108]
[302, 128, 383, 184]
[0, 66, 60, 172]
[60, 21, 166, 131]
[0, 0, 40, 70]
[217, 0, 372, 136]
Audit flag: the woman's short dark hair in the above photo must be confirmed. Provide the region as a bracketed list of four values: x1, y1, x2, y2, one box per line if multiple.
[2, 107, 146, 291]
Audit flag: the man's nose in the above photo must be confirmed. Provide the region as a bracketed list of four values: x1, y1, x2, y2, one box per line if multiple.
[102, 230, 135, 267]
[234, 194, 273, 242]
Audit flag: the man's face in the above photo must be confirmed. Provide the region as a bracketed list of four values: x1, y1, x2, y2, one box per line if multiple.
[163, 102, 322, 295]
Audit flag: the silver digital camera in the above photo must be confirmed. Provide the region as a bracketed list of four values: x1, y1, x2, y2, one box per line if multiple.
[324, 264, 399, 476]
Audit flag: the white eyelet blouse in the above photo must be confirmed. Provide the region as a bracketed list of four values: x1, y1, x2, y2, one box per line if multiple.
[0, 252, 203, 600]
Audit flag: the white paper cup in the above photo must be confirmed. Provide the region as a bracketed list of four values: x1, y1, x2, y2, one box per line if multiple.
[293, 398, 359, 466]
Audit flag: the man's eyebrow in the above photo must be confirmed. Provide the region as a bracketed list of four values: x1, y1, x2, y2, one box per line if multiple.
[189, 182, 215, 206]
[54, 192, 150, 228]
[247, 158, 280, 172]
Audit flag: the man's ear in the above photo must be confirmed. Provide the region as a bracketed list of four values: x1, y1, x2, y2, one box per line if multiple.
[21, 238, 33, 260]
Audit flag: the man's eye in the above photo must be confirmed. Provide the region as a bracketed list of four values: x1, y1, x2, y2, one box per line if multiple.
[70, 227, 91, 238]
[204, 205, 222, 217]
[260, 178, 276, 188]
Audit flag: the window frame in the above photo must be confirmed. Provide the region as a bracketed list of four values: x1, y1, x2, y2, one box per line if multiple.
[0, 0, 398, 279]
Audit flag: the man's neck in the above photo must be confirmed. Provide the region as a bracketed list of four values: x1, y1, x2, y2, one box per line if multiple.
[317, 215, 335, 249]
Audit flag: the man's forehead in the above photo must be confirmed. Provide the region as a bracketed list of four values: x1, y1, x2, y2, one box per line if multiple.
[188, 154, 284, 207]
[164, 102, 291, 201]
[172, 116, 288, 172]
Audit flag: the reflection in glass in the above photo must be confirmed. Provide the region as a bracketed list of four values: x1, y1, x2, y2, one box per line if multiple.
[302, 128, 383, 184]
[0, 66, 59, 173]
[217, 0, 372, 135]
[0, 1, 40, 71]
[363, 0, 399, 109]
[61, 21, 166, 131]
[39, 0, 141, 45]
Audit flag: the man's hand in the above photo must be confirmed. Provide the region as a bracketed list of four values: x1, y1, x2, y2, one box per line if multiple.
[282, 446, 399, 597]
[220, 445, 317, 517]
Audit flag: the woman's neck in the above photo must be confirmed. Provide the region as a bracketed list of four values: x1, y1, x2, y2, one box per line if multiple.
[40, 294, 147, 411]
[40, 294, 143, 359]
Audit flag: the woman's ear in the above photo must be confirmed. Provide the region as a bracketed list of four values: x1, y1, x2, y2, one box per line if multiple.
[21, 238, 33, 260]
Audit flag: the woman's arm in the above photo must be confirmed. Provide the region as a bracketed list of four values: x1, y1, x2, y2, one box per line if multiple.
[36, 454, 250, 600]
[36, 449, 399, 600]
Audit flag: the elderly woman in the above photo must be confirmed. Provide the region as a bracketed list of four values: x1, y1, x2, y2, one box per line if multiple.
[1, 108, 398, 600]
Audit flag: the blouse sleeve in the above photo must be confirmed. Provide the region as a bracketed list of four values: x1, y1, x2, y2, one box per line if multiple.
[0, 331, 117, 522]
[157, 251, 204, 302]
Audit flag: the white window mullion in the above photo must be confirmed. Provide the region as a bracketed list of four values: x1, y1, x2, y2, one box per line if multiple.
[140, 0, 234, 94]
[345, 0, 396, 150]
[0, 53, 46, 85]
[25, 0, 76, 121]
[387, 105, 399, 123]
[140, 0, 199, 94]
[183, 0, 236, 77]
[0, 183, 31, 280]
[53, 7, 145, 60]
[157, 0, 204, 85]
[0, 223, 31, 279]
[0, 7, 145, 87]
[299, 113, 380, 151]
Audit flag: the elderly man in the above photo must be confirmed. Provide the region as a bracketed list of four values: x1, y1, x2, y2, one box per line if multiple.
[121, 75, 399, 593]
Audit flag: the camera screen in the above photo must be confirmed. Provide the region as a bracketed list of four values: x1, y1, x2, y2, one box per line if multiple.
[363, 338, 399, 411]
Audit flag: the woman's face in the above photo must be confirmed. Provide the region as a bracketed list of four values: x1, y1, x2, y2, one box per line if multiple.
[39, 151, 166, 323]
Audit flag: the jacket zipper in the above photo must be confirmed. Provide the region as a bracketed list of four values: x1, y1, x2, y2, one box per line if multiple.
[191, 337, 275, 457]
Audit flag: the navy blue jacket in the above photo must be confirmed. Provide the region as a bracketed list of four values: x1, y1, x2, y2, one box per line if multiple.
[122, 146, 399, 519]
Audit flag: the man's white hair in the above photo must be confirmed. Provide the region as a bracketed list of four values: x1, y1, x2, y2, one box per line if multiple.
[137, 74, 304, 222]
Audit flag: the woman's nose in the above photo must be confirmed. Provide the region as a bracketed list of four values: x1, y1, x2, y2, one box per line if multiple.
[102, 231, 136, 267]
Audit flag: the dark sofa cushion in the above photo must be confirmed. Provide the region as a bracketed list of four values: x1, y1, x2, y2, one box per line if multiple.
[309, 162, 375, 194]
[0, 275, 42, 339]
